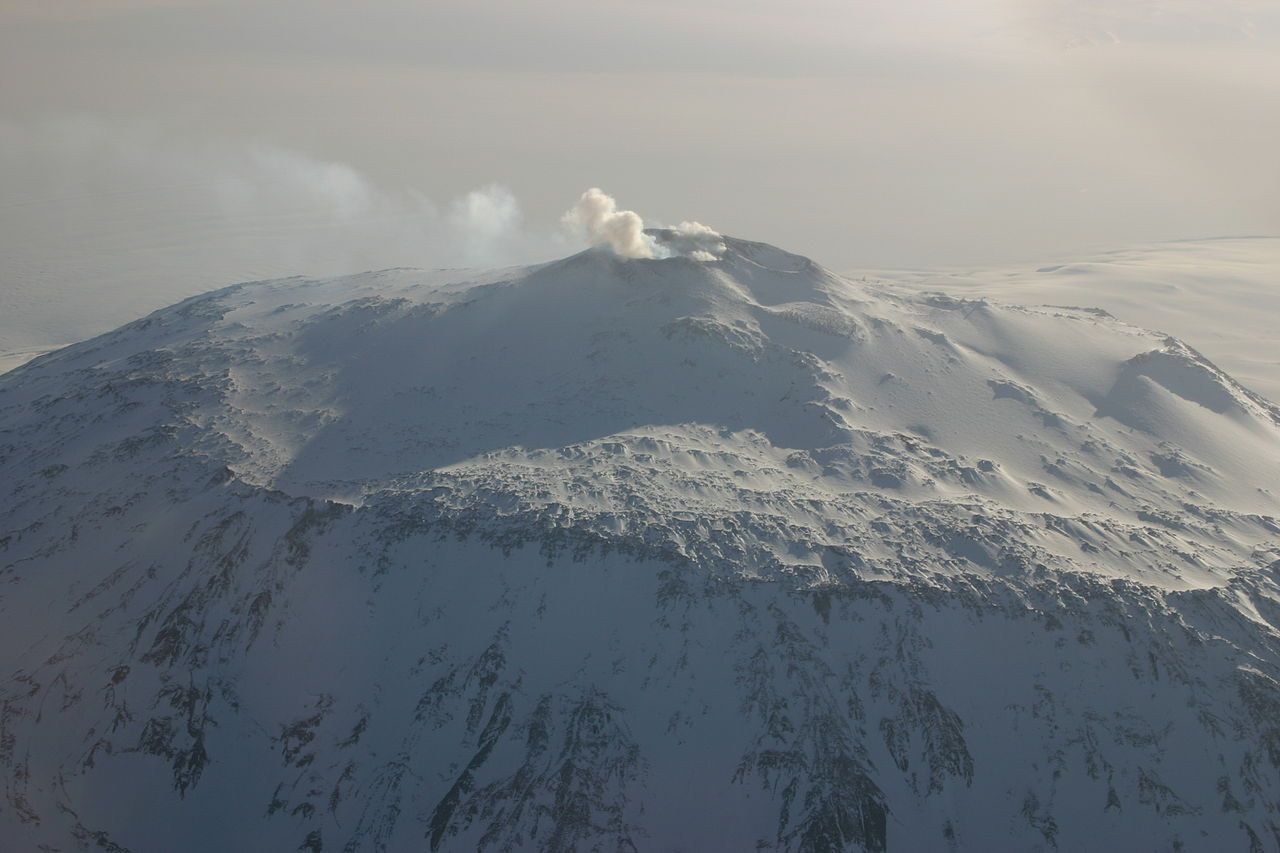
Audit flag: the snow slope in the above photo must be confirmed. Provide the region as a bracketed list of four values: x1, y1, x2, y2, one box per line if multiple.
[861, 237, 1280, 404]
[2, 231, 1279, 851]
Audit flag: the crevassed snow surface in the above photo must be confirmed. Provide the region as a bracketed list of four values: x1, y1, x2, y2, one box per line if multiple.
[1, 231, 1279, 851]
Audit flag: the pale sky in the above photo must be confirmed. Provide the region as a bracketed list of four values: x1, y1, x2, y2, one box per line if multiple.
[0, 0, 1276, 324]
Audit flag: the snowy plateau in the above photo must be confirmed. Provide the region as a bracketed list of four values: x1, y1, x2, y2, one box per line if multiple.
[2, 230, 1280, 852]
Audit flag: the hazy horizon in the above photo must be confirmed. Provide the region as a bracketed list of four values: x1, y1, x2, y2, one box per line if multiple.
[3, 1, 1277, 269]
[2, 0, 1278, 368]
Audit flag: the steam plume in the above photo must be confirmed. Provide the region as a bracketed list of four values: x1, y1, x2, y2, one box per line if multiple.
[562, 187, 658, 259]
[667, 220, 726, 262]
[562, 188, 725, 262]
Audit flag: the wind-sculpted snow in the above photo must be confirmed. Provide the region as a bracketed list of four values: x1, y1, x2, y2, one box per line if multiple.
[1, 235, 1279, 851]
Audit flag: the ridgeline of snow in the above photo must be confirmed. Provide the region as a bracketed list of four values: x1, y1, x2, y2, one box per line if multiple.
[860, 237, 1280, 403]
[2, 235, 1279, 851]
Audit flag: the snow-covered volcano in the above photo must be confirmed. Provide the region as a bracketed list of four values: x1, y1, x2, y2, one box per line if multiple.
[2, 232, 1279, 851]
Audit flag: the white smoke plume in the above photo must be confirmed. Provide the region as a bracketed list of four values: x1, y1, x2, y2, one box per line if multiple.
[0, 120, 734, 370]
[0, 116, 565, 362]
[667, 220, 727, 262]
[0, 117, 557, 276]
[562, 188, 724, 261]
[562, 187, 658, 259]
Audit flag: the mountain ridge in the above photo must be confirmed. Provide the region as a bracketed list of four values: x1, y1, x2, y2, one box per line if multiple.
[2, 235, 1279, 851]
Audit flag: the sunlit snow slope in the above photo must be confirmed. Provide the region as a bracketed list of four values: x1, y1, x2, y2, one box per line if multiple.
[863, 237, 1280, 403]
[2, 231, 1279, 852]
